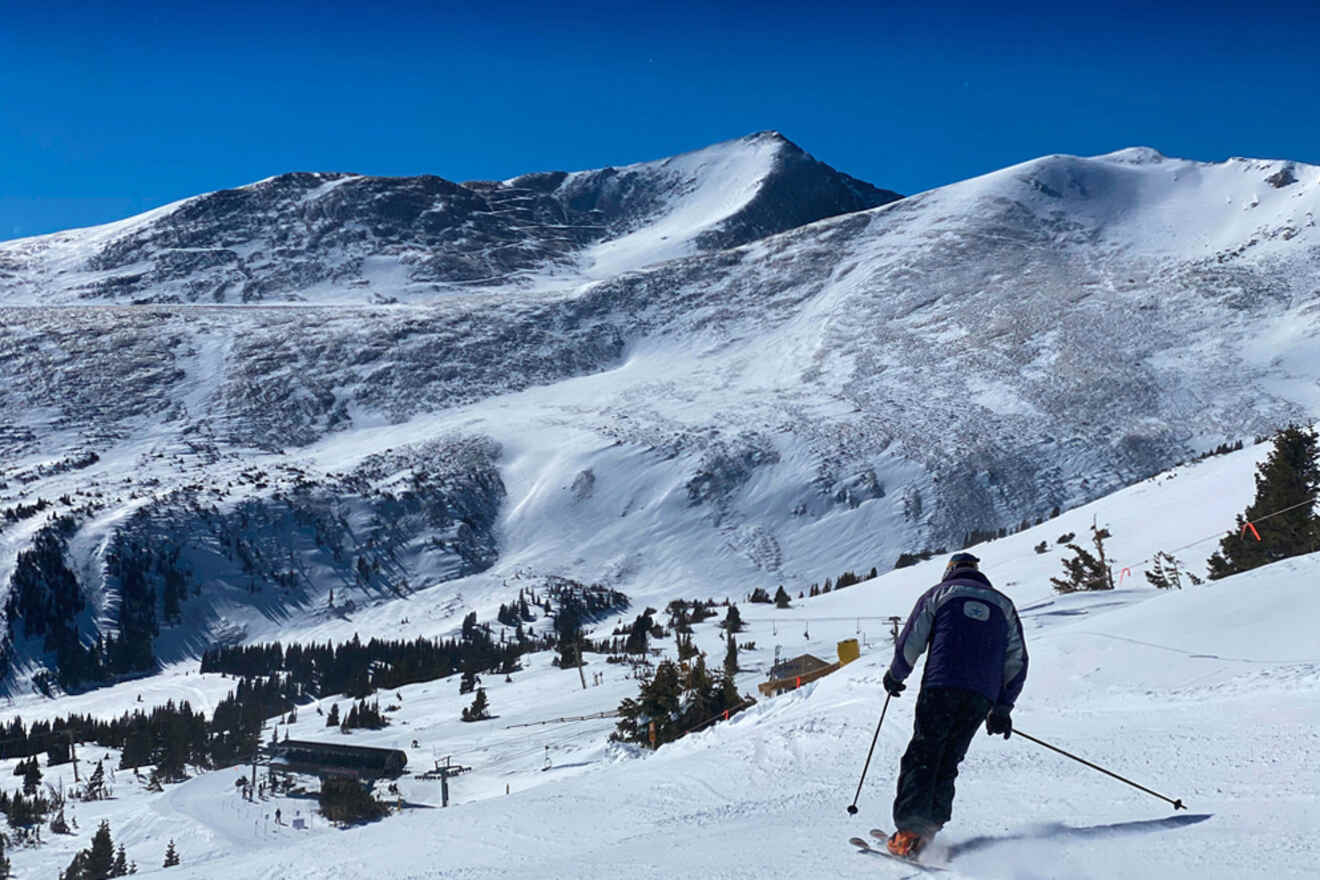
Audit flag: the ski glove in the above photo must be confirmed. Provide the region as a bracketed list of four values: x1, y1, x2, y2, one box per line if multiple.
[882, 670, 906, 697]
[986, 705, 1012, 739]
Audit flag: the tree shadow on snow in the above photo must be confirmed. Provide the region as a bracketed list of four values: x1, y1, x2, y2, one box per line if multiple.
[949, 813, 1213, 858]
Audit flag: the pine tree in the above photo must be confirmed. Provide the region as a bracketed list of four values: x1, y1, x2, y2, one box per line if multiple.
[111, 843, 129, 877]
[21, 757, 41, 796]
[623, 610, 653, 655]
[84, 820, 115, 880]
[1145, 551, 1202, 589]
[721, 604, 743, 633]
[163, 840, 180, 868]
[324, 703, 339, 727]
[675, 630, 699, 662]
[1050, 522, 1115, 593]
[773, 586, 791, 609]
[458, 669, 476, 695]
[723, 632, 739, 678]
[85, 760, 106, 800]
[1207, 425, 1320, 579]
[612, 660, 683, 747]
[461, 687, 490, 722]
[680, 654, 719, 727]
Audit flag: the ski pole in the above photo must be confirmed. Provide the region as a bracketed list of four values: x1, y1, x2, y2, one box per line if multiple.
[1015, 729, 1186, 810]
[846, 693, 891, 815]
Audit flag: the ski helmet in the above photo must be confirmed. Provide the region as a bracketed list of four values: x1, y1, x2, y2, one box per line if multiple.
[944, 552, 980, 577]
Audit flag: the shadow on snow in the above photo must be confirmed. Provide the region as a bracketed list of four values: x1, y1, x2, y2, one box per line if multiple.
[949, 813, 1213, 858]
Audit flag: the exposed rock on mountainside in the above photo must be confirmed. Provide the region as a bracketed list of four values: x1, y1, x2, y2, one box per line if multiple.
[0, 132, 900, 305]
[2, 135, 1319, 691]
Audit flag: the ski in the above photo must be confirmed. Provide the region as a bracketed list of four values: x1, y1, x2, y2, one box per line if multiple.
[848, 835, 949, 873]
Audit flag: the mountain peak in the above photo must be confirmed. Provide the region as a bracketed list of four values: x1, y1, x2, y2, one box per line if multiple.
[1094, 146, 1168, 165]
[0, 133, 900, 304]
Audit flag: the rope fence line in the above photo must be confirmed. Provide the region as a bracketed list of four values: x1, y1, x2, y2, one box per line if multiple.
[504, 710, 618, 729]
[1156, 496, 1315, 561]
[1109, 494, 1315, 587]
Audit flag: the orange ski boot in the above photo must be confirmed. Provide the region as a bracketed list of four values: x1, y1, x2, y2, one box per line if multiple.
[886, 830, 925, 859]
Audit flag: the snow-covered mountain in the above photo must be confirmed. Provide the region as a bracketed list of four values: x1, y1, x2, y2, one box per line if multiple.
[0, 131, 898, 305]
[2, 135, 1320, 689]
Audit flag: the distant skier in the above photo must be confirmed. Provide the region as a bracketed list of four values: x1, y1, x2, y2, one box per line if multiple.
[881, 552, 1028, 859]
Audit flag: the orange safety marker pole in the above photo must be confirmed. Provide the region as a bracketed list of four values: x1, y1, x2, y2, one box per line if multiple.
[1241, 521, 1262, 541]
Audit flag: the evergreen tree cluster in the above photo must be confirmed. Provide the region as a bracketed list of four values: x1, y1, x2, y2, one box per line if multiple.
[613, 608, 663, 656]
[963, 509, 1056, 548]
[495, 588, 541, 627]
[4, 520, 83, 645]
[337, 699, 388, 732]
[0, 520, 185, 692]
[1207, 425, 1320, 579]
[59, 819, 136, 879]
[663, 598, 721, 633]
[612, 654, 747, 749]
[1, 496, 52, 524]
[796, 564, 884, 598]
[460, 687, 490, 722]
[0, 681, 291, 785]
[12, 757, 42, 795]
[318, 777, 387, 825]
[893, 549, 946, 569]
[1, 785, 53, 842]
[103, 535, 163, 674]
[547, 578, 629, 668]
[201, 629, 535, 701]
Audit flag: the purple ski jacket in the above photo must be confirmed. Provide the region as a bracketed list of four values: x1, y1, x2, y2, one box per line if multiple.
[888, 568, 1028, 708]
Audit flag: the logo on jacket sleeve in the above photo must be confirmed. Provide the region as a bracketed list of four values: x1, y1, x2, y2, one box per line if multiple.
[963, 600, 990, 622]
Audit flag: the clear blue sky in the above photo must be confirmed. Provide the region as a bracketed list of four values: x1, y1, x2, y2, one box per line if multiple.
[3, 0, 1318, 240]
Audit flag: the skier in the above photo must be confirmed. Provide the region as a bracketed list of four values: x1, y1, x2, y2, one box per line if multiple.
[881, 552, 1028, 859]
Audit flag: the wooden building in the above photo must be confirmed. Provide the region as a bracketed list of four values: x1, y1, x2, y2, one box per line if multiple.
[758, 639, 860, 697]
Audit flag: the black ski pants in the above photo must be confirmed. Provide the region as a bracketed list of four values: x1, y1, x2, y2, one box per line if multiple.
[893, 686, 992, 836]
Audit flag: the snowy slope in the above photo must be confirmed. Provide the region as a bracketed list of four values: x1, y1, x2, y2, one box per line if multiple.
[5, 441, 1318, 880]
